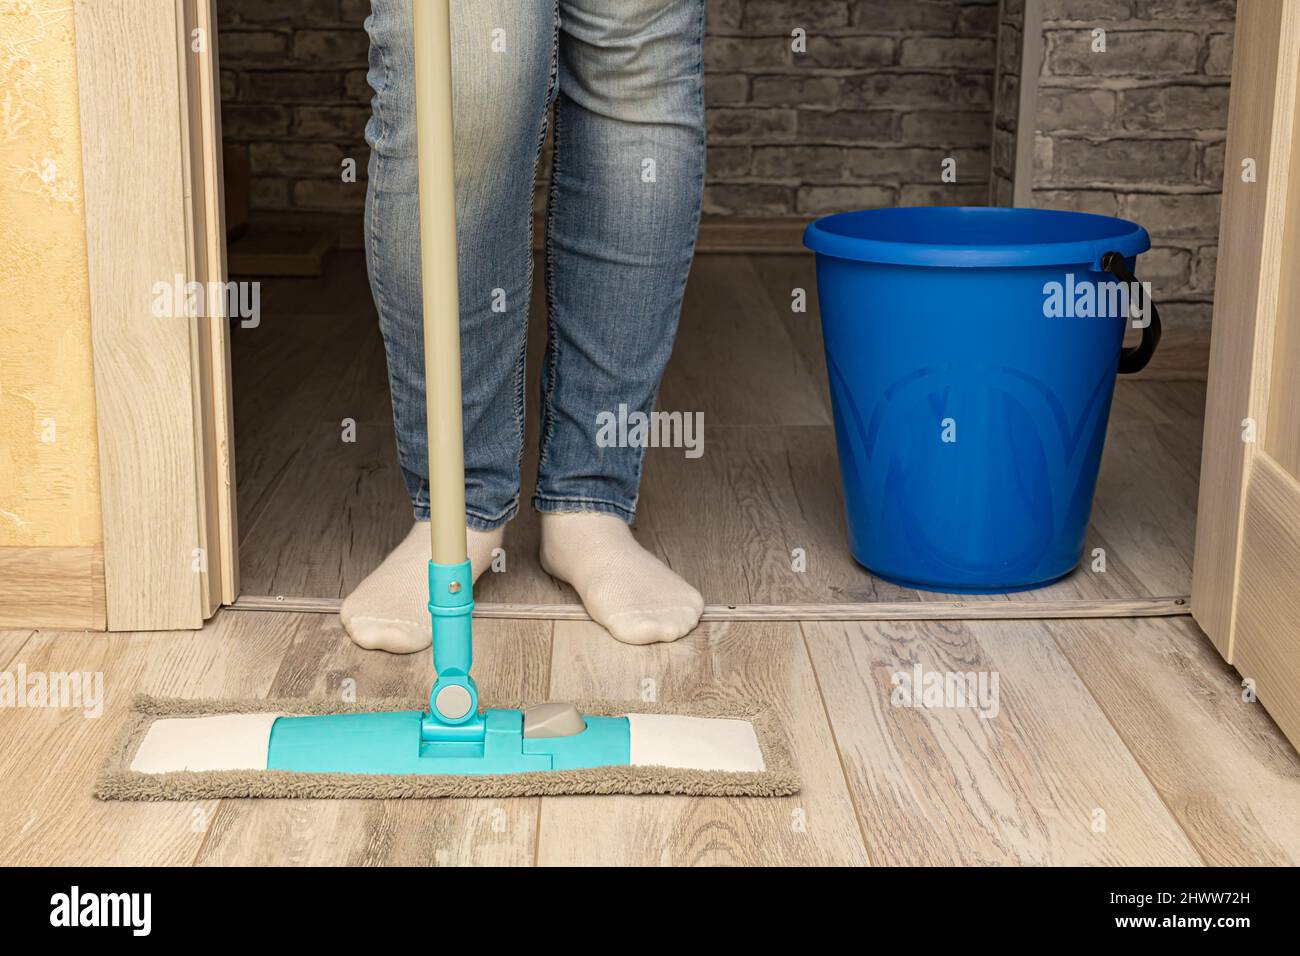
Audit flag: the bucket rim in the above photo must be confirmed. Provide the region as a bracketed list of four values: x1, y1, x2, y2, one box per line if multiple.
[802, 206, 1151, 269]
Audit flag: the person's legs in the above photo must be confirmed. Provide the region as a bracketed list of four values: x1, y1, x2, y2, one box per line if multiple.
[344, 0, 558, 653]
[537, 0, 707, 644]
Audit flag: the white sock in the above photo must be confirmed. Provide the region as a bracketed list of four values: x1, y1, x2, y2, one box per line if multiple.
[539, 512, 704, 645]
[341, 520, 503, 654]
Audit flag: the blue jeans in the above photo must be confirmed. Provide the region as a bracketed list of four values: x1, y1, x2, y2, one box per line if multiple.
[364, 0, 706, 531]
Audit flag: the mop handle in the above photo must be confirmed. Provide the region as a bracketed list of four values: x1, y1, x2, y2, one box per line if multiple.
[412, 0, 467, 566]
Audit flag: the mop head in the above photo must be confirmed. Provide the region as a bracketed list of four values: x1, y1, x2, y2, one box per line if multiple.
[95, 695, 799, 800]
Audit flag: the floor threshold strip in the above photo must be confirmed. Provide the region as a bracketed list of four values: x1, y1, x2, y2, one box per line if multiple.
[230, 595, 1191, 622]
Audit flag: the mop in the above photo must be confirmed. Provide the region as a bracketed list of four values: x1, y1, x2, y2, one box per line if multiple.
[96, 0, 797, 801]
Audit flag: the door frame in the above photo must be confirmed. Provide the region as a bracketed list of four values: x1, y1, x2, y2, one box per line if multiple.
[75, 0, 237, 631]
[1190, 0, 1300, 663]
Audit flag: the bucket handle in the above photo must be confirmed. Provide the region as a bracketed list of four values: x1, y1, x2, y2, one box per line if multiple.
[1102, 251, 1162, 375]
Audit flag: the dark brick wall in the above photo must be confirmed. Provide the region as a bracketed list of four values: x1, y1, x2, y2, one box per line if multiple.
[1024, 0, 1235, 327]
[218, 0, 372, 214]
[701, 0, 998, 214]
[217, 0, 1233, 293]
[217, 0, 1001, 218]
[989, 0, 1026, 205]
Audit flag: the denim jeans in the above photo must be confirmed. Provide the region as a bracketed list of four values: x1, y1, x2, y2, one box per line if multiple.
[363, 0, 706, 531]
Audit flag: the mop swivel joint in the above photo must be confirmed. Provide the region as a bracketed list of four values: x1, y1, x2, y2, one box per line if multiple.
[426, 559, 478, 732]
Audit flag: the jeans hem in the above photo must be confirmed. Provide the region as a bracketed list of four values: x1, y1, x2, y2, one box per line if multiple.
[410, 504, 517, 533]
[466, 506, 517, 532]
[533, 495, 636, 523]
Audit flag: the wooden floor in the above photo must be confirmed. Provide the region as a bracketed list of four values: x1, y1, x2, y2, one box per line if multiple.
[2, 610, 1299, 865]
[233, 252, 1205, 605]
[22, 248, 1266, 865]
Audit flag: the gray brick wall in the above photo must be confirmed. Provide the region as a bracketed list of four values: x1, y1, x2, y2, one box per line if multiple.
[996, 0, 1235, 328]
[217, 0, 1001, 219]
[701, 0, 998, 214]
[989, 0, 1026, 205]
[218, 0, 372, 214]
[217, 0, 1233, 302]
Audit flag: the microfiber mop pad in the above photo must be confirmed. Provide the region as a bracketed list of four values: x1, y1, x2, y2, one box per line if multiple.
[95, 695, 800, 800]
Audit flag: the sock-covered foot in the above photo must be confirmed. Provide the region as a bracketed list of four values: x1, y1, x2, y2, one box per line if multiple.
[341, 520, 503, 654]
[539, 512, 704, 645]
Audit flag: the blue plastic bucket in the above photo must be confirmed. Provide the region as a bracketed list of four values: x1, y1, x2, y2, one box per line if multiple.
[803, 206, 1162, 593]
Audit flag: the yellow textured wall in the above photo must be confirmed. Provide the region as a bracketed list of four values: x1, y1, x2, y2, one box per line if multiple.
[0, 0, 102, 548]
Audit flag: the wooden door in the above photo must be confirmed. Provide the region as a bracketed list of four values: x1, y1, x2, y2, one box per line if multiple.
[75, 0, 238, 628]
[1193, 0, 1300, 746]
